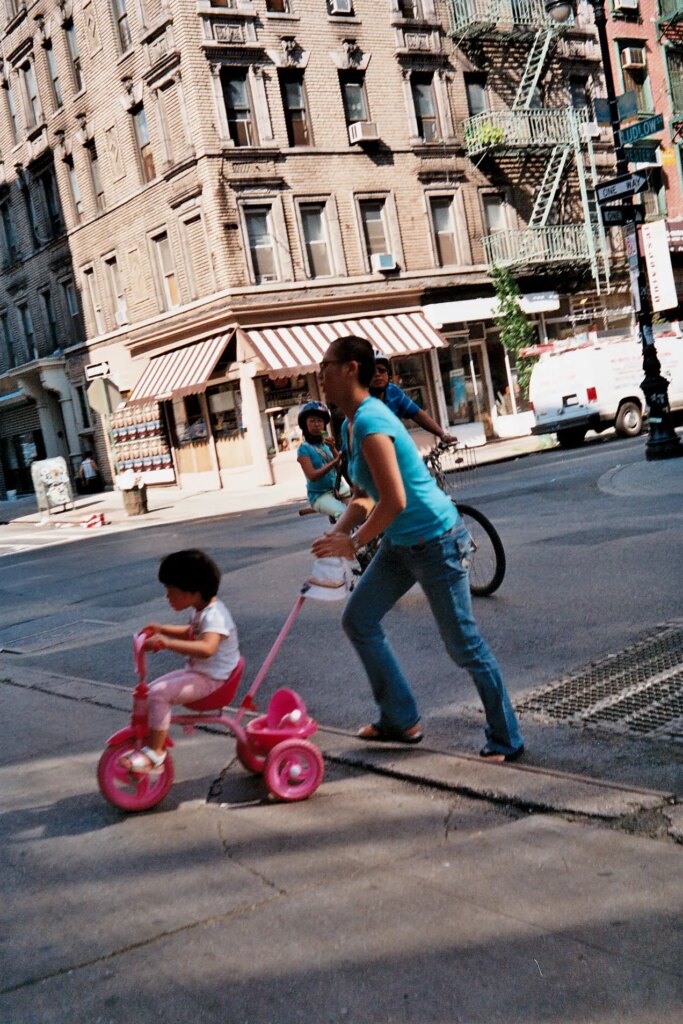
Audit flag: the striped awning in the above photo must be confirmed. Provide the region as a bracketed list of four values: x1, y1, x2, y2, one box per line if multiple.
[128, 332, 233, 404]
[242, 311, 447, 374]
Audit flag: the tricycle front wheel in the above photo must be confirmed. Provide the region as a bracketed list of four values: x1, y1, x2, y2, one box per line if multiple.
[264, 740, 324, 801]
[97, 741, 174, 812]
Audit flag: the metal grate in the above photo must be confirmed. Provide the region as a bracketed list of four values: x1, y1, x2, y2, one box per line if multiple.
[0, 619, 117, 653]
[516, 623, 683, 739]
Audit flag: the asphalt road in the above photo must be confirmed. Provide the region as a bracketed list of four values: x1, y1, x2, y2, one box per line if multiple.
[2, 434, 682, 792]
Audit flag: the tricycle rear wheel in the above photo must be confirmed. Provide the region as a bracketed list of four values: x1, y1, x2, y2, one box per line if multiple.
[264, 740, 324, 801]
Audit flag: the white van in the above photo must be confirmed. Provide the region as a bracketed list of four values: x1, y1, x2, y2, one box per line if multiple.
[529, 332, 683, 448]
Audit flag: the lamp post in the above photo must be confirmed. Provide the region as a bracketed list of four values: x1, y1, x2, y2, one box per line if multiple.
[545, 0, 682, 459]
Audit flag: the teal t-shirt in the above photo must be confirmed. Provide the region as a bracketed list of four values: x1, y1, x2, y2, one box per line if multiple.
[345, 397, 458, 546]
[298, 441, 337, 503]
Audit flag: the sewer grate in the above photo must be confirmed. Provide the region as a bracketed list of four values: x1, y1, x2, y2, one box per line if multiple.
[0, 619, 117, 654]
[515, 622, 683, 740]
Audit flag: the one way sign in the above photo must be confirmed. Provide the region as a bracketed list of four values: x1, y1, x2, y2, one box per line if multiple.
[596, 172, 648, 204]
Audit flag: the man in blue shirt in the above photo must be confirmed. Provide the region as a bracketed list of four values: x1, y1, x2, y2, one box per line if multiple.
[370, 355, 457, 442]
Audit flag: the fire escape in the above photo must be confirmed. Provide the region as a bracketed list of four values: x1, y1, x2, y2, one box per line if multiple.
[658, 0, 683, 143]
[447, 0, 611, 294]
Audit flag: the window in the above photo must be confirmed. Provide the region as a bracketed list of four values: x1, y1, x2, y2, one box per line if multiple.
[299, 203, 332, 278]
[111, 0, 132, 53]
[398, 0, 422, 17]
[266, 0, 291, 10]
[132, 106, 156, 182]
[74, 383, 91, 428]
[0, 310, 18, 368]
[153, 232, 180, 309]
[87, 142, 105, 210]
[618, 42, 652, 113]
[279, 70, 312, 146]
[83, 267, 105, 334]
[5, 80, 20, 143]
[0, 202, 19, 263]
[482, 194, 506, 234]
[639, 167, 666, 219]
[20, 58, 42, 128]
[244, 206, 278, 283]
[65, 155, 83, 220]
[38, 166, 63, 238]
[20, 177, 41, 250]
[667, 50, 683, 116]
[45, 41, 63, 109]
[65, 22, 85, 93]
[61, 278, 82, 340]
[429, 196, 458, 266]
[39, 289, 60, 352]
[465, 73, 488, 116]
[411, 73, 438, 142]
[339, 70, 369, 124]
[104, 254, 128, 324]
[18, 302, 37, 360]
[221, 70, 256, 147]
[569, 76, 590, 111]
[359, 198, 388, 260]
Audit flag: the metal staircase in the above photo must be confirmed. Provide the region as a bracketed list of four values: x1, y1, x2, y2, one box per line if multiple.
[527, 144, 571, 227]
[568, 110, 611, 295]
[513, 27, 554, 108]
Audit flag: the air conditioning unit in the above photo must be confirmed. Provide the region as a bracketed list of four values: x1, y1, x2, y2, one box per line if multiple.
[614, 0, 639, 11]
[329, 0, 353, 13]
[348, 120, 380, 144]
[371, 253, 397, 272]
[621, 47, 646, 70]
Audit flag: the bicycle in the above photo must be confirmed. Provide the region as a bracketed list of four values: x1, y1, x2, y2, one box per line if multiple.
[423, 440, 506, 597]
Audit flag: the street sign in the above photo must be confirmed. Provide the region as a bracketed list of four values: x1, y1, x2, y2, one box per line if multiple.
[616, 91, 638, 122]
[619, 113, 664, 146]
[85, 361, 111, 381]
[625, 146, 659, 165]
[593, 98, 611, 126]
[596, 172, 648, 203]
[601, 205, 644, 226]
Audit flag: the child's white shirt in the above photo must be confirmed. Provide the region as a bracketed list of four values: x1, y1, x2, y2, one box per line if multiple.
[187, 599, 240, 680]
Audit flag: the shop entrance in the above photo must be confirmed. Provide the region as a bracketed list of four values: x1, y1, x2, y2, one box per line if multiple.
[1, 430, 46, 494]
[439, 340, 494, 436]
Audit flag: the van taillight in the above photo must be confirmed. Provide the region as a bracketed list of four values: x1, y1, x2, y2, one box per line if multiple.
[586, 387, 597, 402]
[529, 401, 534, 413]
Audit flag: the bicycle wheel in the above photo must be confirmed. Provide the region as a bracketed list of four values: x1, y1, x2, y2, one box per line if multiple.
[456, 503, 506, 597]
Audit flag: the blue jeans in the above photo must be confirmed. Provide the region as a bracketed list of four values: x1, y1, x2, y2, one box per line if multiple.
[342, 526, 524, 756]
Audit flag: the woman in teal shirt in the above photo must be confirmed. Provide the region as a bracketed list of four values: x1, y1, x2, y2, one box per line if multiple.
[312, 336, 524, 762]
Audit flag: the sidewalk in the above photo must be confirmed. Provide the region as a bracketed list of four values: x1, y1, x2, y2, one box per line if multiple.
[0, 434, 555, 531]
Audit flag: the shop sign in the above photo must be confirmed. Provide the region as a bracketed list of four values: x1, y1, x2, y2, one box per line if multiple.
[640, 220, 678, 312]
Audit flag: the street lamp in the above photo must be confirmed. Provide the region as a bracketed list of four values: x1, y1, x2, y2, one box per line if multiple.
[544, 0, 682, 460]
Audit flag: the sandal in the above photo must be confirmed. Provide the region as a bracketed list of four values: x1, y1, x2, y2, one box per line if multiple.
[479, 745, 525, 764]
[120, 746, 167, 774]
[357, 722, 423, 745]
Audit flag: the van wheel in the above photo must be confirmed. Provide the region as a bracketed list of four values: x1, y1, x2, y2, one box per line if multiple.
[615, 401, 642, 438]
[556, 427, 587, 449]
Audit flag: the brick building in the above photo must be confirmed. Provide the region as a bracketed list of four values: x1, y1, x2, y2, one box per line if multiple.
[0, 0, 637, 497]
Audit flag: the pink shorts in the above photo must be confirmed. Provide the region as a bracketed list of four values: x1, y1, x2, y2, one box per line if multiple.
[147, 668, 223, 731]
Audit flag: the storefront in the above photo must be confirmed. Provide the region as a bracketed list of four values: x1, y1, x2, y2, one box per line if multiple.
[0, 394, 45, 495]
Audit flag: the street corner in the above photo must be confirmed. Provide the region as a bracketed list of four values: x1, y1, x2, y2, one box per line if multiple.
[597, 451, 683, 498]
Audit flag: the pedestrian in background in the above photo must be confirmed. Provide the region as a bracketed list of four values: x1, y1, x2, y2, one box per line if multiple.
[78, 451, 102, 494]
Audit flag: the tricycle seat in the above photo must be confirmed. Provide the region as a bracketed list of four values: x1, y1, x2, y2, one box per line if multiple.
[183, 657, 245, 711]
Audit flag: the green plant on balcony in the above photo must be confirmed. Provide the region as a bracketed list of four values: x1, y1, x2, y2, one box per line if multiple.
[491, 265, 538, 399]
[468, 121, 506, 149]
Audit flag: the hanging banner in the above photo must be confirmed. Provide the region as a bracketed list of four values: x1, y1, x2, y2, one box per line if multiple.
[640, 220, 678, 312]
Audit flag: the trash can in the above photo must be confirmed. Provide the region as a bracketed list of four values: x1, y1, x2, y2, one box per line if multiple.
[122, 485, 148, 516]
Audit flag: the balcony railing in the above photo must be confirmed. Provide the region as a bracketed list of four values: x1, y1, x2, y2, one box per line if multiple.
[446, 0, 549, 36]
[483, 224, 590, 268]
[464, 108, 584, 155]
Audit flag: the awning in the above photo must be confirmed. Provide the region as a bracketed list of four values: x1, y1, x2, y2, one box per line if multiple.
[241, 311, 446, 374]
[128, 332, 234, 404]
[423, 292, 560, 327]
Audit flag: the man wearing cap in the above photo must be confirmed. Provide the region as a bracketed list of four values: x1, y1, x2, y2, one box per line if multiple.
[370, 357, 457, 443]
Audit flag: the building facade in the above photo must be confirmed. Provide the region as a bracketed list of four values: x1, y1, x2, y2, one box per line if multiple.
[0, 0, 638, 497]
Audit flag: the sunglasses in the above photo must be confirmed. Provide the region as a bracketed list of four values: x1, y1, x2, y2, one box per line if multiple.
[319, 358, 343, 371]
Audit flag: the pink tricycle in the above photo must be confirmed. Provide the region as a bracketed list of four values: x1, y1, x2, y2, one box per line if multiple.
[97, 596, 324, 812]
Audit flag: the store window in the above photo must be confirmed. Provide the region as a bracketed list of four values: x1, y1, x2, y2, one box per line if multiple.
[262, 373, 310, 453]
[391, 354, 428, 414]
[207, 382, 243, 439]
[171, 393, 208, 444]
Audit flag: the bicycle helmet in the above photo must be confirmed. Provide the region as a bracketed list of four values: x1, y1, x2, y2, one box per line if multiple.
[372, 349, 391, 372]
[297, 401, 331, 432]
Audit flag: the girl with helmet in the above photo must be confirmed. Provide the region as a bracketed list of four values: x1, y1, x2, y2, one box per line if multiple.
[297, 401, 350, 518]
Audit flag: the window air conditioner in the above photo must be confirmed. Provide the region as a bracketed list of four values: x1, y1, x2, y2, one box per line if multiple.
[371, 253, 397, 272]
[621, 47, 646, 69]
[329, 0, 353, 13]
[348, 120, 380, 144]
[614, 0, 639, 11]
